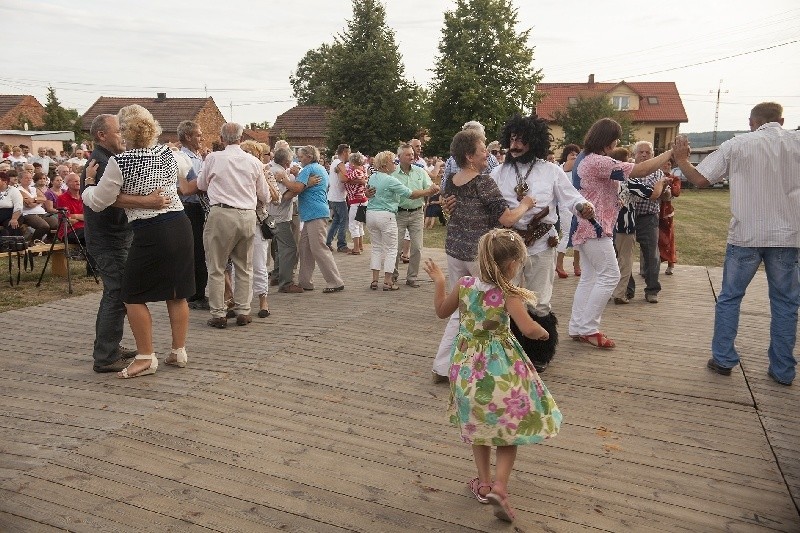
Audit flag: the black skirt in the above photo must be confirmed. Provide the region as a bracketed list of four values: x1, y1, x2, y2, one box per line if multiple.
[122, 211, 195, 304]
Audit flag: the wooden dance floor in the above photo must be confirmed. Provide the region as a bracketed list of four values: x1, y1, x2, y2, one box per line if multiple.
[1, 247, 798, 531]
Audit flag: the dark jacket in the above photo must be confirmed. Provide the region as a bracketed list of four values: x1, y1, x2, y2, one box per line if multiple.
[81, 145, 132, 248]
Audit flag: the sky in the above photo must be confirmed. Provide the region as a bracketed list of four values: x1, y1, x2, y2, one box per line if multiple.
[3, 0, 798, 134]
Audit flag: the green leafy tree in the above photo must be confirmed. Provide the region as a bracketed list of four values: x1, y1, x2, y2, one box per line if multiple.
[290, 43, 338, 106]
[426, 0, 542, 156]
[323, 0, 421, 154]
[41, 86, 84, 142]
[551, 94, 635, 148]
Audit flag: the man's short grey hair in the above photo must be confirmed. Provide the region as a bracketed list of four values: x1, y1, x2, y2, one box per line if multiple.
[633, 140, 653, 153]
[396, 143, 413, 157]
[273, 147, 293, 166]
[177, 120, 199, 142]
[220, 122, 244, 144]
[89, 114, 115, 141]
[462, 120, 486, 135]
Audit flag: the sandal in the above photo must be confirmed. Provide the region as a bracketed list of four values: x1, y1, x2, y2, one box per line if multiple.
[486, 482, 516, 522]
[574, 266, 582, 277]
[165, 347, 187, 368]
[579, 332, 615, 349]
[348, 250, 361, 255]
[370, 280, 378, 290]
[383, 282, 400, 291]
[467, 478, 492, 504]
[322, 285, 345, 294]
[401, 255, 410, 264]
[555, 266, 568, 279]
[118, 354, 158, 378]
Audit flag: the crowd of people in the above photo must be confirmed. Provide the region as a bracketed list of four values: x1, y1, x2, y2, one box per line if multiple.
[2, 100, 796, 524]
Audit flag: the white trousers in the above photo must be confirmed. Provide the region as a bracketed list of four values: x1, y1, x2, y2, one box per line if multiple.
[366, 210, 398, 274]
[515, 246, 556, 316]
[431, 254, 477, 376]
[348, 203, 366, 238]
[569, 237, 620, 336]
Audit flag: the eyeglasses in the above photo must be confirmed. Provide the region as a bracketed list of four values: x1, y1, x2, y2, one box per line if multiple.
[490, 150, 500, 155]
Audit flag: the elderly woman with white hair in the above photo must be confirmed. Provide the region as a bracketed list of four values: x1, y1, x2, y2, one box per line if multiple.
[83, 104, 194, 378]
[366, 151, 439, 291]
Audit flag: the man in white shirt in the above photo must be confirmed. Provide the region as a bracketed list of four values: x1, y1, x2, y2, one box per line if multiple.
[67, 149, 88, 168]
[268, 147, 305, 293]
[326, 143, 351, 253]
[674, 102, 800, 386]
[29, 147, 54, 176]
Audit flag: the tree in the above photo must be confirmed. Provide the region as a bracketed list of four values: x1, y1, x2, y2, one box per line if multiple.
[289, 0, 421, 154]
[41, 86, 84, 141]
[246, 120, 270, 129]
[425, 0, 542, 156]
[551, 94, 635, 148]
[289, 43, 338, 106]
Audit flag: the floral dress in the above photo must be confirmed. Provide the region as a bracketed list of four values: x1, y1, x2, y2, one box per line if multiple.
[448, 276, 562, 446]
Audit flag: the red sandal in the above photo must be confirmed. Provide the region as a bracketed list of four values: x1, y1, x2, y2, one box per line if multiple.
[555, 266, 568, 279]
[467, 478, 492, 504]
[578, 332, 615, 349]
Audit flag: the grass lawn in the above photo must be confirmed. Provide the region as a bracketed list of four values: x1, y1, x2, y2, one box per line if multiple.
[1, 189, 731, 313]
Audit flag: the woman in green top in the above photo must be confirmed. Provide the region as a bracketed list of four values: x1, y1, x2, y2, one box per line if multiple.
[366, 150, 439, 291]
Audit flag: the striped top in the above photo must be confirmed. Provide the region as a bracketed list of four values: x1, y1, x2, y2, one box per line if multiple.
[696, 122, 800, 247]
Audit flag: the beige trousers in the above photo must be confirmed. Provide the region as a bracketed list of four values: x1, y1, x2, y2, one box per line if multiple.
[613, 232, 635, 299]
[203, 206, 256, 318]
[298, 217, 344, 289]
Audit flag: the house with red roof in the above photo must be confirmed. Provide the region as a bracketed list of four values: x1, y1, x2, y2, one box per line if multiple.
[535, 75, 688, 154]
[0, 95, 45, 130]
[269, 105, 332, 151]
[81, 94, 225, 151]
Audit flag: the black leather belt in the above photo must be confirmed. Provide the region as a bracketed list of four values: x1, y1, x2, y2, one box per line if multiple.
[212, 203, 249, 210]
[397, 206, 421, 212]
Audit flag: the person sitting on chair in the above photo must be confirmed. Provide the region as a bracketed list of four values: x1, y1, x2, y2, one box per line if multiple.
[56, 172, 95, 276]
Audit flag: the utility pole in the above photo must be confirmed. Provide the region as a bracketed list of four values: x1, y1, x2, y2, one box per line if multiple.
[204, 84, 207, 98]
[710, 80, 728, 146]
[229, 101, 233, 122]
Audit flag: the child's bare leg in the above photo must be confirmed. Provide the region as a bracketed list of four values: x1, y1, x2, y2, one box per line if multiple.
[494, 445, 517, 491]
[472, 445, 492, 484]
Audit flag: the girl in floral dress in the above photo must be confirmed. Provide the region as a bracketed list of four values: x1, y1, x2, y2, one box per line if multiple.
[424, 228, 562, 523]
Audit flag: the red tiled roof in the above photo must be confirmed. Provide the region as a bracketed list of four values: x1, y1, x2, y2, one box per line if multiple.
[0, 94, 43, 121]
[80, 96, 218, 132]
[535, 81, 688, 123]
[271, 106, 332, 139]
[242, 128, 271, 143]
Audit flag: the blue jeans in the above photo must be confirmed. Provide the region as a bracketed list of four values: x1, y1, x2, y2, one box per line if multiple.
[712, 245, 799, 384]
[326, 201, 348, 250]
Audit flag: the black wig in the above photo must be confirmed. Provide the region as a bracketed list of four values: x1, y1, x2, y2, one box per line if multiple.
[500, 113, 552, 165]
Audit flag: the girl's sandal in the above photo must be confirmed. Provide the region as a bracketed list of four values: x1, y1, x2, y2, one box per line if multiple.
[370, 280, 379, 290]
[486, 483, 516, 522]
[467, 478, 492, 504]
[579, 331, 615, 349]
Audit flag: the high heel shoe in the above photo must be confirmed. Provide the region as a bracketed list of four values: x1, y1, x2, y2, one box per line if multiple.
[117, 353, 158, 379]
[165, 347, 187, 368]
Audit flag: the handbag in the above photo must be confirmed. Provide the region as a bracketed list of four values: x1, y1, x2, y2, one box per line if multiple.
[355, 204, 367, 223]
[258, 214, 276, 239]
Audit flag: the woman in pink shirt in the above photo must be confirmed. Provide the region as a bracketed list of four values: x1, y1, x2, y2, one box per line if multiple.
[568, 119, 673, 348]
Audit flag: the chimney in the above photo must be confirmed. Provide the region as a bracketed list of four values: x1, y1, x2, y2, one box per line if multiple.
[588, 74, 595, 86]
[156, 92, 167, 101]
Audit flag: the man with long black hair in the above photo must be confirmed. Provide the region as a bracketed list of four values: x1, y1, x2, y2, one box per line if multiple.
[492, 114, 594, 370]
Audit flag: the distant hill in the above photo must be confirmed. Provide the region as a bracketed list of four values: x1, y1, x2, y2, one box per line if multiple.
[685, 131, 748, 148]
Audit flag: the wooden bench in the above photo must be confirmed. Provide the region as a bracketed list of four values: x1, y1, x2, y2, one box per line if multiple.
[13, 243, 75, 277]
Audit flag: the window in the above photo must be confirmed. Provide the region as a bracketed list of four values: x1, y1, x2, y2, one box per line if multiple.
[568, 97, 578, 105]
[611, 96, 629, 110]
[647, 96, 659, 104]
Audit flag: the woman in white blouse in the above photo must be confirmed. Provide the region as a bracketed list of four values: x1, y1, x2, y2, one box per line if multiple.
[83, 104, 194, 379]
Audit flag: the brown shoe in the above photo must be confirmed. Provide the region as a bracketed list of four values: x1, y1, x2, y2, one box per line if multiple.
[236, 314, 252, 326]
[431, 372, 449, 384]
[269, 277, 280, 286]
[207, 317, 228, 329]
[117, 345, 138, 358]
[613, 297, 629, 305]
[338, 247, 353, 253]
[279, 283, 305, 294]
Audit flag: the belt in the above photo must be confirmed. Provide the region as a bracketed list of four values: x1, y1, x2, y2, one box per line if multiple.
[397, 206, 421, 212]
[212, 203, 251, 210]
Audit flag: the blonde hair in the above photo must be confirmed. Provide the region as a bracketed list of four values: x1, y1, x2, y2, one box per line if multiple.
[372, 150, 395, 173]
[477, 229, 538, 304]
[298, 145, 320, 163]
[240, 140, 263, 159]
[117, 104, 161, 149]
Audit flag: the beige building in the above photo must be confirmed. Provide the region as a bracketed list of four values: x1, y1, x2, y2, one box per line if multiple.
[536, 75, 688, 155]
